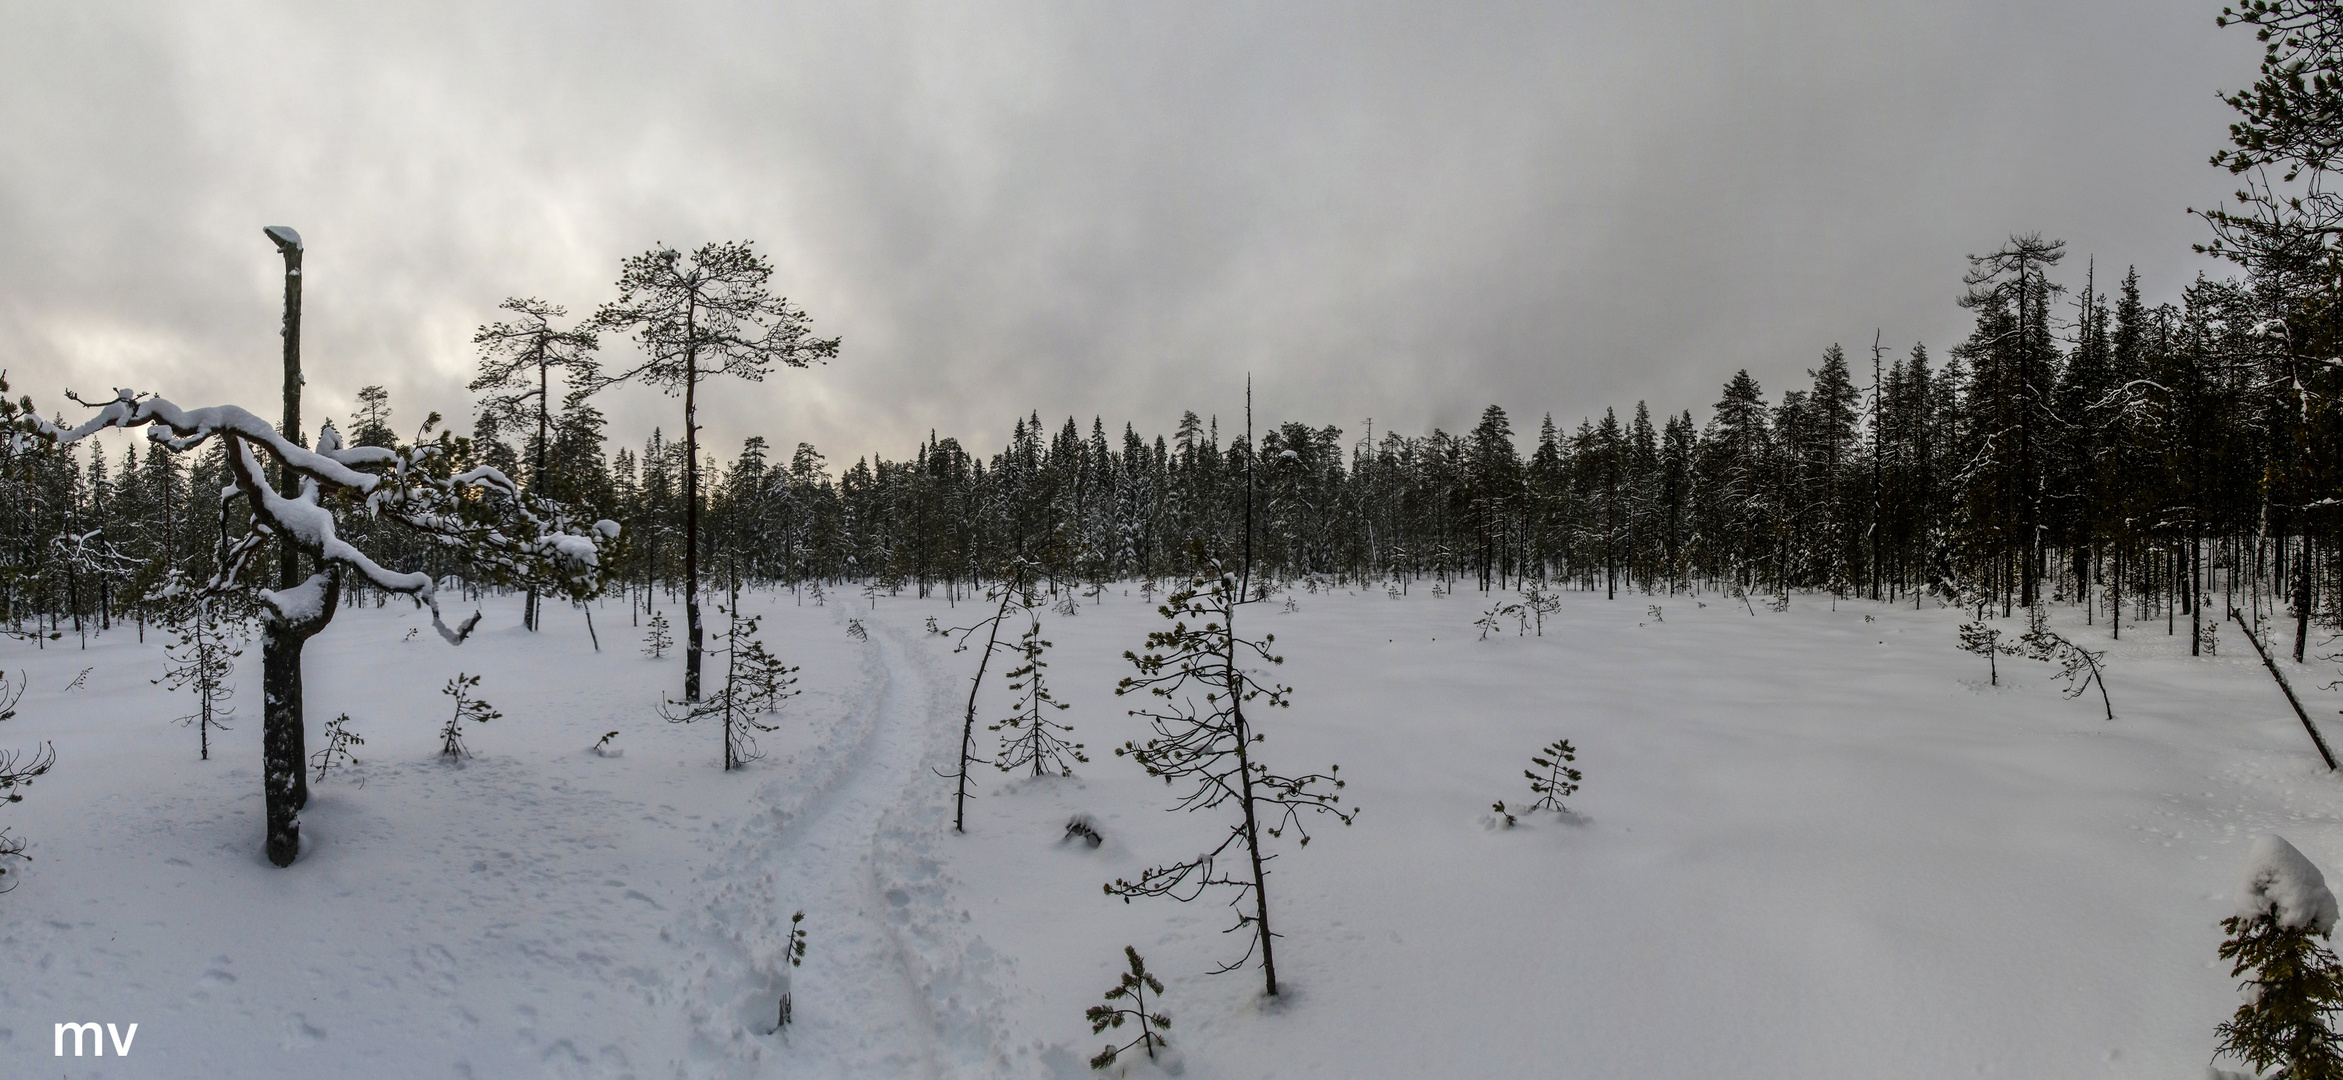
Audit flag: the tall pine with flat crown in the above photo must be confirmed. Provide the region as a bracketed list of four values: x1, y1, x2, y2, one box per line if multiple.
[594, 241, 837, 702]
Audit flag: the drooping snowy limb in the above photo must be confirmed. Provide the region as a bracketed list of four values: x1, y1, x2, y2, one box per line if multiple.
[33, 390, 614, 637]
[1109, 565, 1352, 993]
[23, 389, 618, 866]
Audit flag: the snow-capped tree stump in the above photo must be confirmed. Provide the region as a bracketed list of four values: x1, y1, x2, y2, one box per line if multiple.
[25, 391, 617, 867]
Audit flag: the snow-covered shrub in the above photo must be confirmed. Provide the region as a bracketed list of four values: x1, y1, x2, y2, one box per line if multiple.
[1086, 946, 1170, 1070]
[1065, 815, 1104, 848]
[0, 672, 54, 892]
[846, 617, 868, 641]
[592, 730, 622, 757]
[2215, 835, 2343, 1079]
[439, 674, 500, 760]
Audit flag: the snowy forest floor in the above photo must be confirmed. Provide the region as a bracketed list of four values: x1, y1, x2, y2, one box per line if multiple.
[1, 581, 2338, 1078]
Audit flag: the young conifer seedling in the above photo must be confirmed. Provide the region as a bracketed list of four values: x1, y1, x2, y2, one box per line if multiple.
[1086, 946, 1169, 1070]
[1525, 739, 1582, 814]
[991, 616, 1087, 777]
[310, 713, 364, 783]
[642, 612, 673, 658]
[439, 674, 500, 760]
[774, 910, 809, 1032]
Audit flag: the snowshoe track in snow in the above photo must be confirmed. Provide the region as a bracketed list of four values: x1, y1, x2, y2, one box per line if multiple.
[667, 609, 1014, 1079]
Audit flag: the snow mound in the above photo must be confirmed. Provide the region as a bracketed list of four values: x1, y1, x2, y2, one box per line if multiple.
[2234, 834, 2339, 934]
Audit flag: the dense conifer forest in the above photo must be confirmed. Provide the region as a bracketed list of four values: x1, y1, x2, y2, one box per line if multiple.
[8, 228, 2339, 663]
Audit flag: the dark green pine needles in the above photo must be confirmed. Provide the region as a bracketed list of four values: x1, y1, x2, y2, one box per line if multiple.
[1087, 946, 1169, 1070]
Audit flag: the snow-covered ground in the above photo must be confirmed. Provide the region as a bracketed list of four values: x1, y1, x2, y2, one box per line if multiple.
[2, 582, 2339, 1078]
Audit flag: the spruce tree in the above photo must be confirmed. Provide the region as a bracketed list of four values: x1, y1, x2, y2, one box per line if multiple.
[2216, 834, 2343, 1079]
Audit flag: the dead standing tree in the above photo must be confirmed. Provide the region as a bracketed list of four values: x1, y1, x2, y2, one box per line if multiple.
[27, 392, 617, 866]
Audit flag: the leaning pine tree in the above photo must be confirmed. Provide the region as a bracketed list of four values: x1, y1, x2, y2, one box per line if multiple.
[1110, 560, 1355, 996]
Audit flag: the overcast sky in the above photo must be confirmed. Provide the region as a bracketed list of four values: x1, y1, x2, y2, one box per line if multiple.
[0, 1, 2266, 467]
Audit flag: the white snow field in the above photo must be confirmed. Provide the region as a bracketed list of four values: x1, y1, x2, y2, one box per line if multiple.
[1, 583, 2338, 1078]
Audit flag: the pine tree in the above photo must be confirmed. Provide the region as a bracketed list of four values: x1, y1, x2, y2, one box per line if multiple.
[1523, 738, 1582, 814]
[153, 599, 244, 761]
[643, 611, 673, 658]
[1086, 946, 1170, 1070]
[1110, 561, 1355, 995]
[990, 615, 1087, 777]
[439, 673, 500, 760]
[594, 242, 839, 703]
[659, 580, 798, 770]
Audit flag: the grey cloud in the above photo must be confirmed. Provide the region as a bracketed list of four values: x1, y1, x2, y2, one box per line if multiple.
[0, 0, 2265, 466]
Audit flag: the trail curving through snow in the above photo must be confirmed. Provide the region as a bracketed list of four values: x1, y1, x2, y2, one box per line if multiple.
[661, 610, 1016, 1079]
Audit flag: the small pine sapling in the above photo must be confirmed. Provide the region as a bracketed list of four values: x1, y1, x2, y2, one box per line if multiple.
[1520, 585, 1561, 634]
[310, 713, 364, 783]
[0, 672, 55, 891]
[642, 612, 673, 658]
[662, 588, 799, 770]
[1086, 946, 1170, 1070]
[2019, 606, 2115, 720]
[154, 601, 244, 761]
[1645, 603, 1664, 624]
[2215, 835, 2343, 1080]
[62, 667, 91, 692]
[439, 673, 500, 760]
[990, 616, 1088, 777]
[774, 909, 809, 1032]
[592, 730, 622, 757]
[1957, 619, 2020, 685]
[1525, 739, 1582, 813]
[845, 617, 868, 641]
[1475, 601, 1524, 640]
